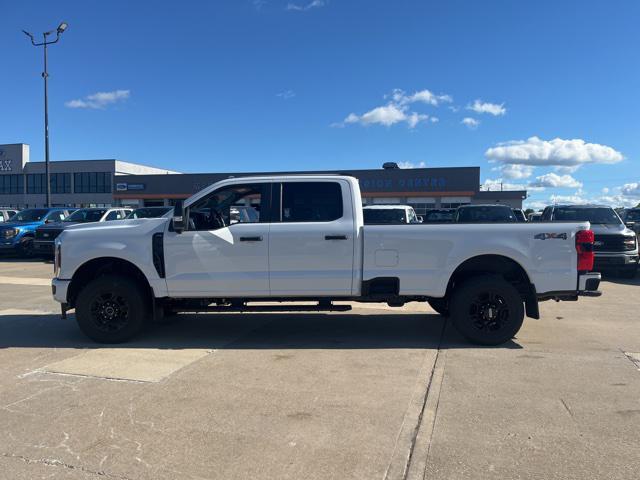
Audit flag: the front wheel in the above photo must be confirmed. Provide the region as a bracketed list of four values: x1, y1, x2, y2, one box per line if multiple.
[18, 237, 34, 258]
[450, 276, 524, 346]
[75, 275, 149, 343]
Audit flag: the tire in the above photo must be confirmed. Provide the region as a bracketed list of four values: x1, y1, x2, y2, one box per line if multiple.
[450, 276, 524, 346]
[18, 237, 34, 258]
[75, 275, 149, 343]
[428, 298, 449, 317]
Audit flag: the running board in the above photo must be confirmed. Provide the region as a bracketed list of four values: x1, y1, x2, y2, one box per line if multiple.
[170, 303, 352, 313]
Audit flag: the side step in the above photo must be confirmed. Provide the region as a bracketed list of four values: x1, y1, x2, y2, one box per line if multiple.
[170, 302, 352, 314]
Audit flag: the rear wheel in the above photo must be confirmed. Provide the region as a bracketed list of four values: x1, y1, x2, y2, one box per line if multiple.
[450, 276, 524, 346]
[75, 275, 149, 343]
[427, 298, 449, 317]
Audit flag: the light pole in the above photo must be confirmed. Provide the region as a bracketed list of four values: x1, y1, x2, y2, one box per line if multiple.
[23, 22, 68, 208]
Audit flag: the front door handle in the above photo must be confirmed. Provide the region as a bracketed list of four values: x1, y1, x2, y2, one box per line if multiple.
[325, 235, 347, 240]
[240, 236, 263, 242]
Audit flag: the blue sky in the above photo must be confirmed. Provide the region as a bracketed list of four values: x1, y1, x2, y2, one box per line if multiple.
[2, 0, 639, 209]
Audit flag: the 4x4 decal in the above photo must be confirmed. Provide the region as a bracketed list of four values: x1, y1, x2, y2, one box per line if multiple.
[534, 232, 568, 240]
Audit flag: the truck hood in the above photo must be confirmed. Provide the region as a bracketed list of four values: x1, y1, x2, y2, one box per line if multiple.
[0, 221, 42, 230]
[37, 221, 79, 231]
[60, 217, 168, 237]
[589, 223, 634, 236]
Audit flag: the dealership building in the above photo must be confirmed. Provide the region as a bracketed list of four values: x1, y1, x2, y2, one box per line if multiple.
[1, 143, 526, 211]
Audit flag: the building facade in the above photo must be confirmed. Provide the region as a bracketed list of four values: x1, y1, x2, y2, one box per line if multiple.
[113, 166, 527, 212]
[0, 144, 178, 208]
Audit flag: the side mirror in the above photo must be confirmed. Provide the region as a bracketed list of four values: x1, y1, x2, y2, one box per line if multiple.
[417, 216, 423, 223]
[172, 200, 185, 234]
[625, 221, 635, 229]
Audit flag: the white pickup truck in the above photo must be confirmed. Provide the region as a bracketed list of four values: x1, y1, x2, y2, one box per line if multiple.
[52, 175, 601, 345]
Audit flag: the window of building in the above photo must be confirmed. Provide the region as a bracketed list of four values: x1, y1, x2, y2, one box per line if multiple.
[50, 173, 71, 194]
[280, 182, 343, 222]
[74, 172, 112, 193]
[26, 174, 46, 194]
[0, 175, 24, 195]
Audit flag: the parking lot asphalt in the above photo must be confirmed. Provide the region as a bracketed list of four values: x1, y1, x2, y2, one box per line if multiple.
[0, 257, 639, 479]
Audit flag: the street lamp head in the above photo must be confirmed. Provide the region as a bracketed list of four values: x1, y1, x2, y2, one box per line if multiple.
[57, 22, 68, 34]
[22, 29, 34, 39]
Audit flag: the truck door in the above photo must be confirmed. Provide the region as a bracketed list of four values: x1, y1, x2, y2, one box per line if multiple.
[268, 180, 355, 296]
[163, 183, 271, 297]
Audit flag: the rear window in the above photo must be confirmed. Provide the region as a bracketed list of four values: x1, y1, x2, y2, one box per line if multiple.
[552, 207, 621, 225]
[457, 206, 517, 223]
[424, 210, 454, 222]
[281, 182, 343, 222]
[364, 208, 407, 224]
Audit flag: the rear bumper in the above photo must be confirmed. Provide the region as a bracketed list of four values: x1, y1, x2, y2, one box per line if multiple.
[578, 272, 601, 296]
[52, 278, 70, 304]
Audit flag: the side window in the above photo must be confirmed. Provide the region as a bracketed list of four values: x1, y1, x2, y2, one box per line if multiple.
[105, 211, 119, 221]
[52, 211, 65, 222]
[281, 182, 343, 222]
[188, 183, 266, 231]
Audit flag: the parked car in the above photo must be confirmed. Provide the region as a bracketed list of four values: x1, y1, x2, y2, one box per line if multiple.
[52, 175, 600, 345]
[455, 204, 518, 223]
[621, 208, 640, 235]
[512, 208, 527, 222]
[34, 208, 131, 256]
[0, 208, 74, 257]
[0, 208, 19, 223]
[528, 212, 542, 222]
[363, 205, 421, 224]
[126, 206, 173, 219]
[542, 204, 638, 278]
[422, 209, 455, 224]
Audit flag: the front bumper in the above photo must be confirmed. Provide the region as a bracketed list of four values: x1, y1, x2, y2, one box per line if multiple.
[52, 278, 71, 304]
[0, 240, 19, 250]
[594, 253, 639, 270]
[33, 240, 55, 254]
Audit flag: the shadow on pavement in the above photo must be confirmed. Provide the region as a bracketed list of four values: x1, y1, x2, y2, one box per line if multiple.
[600, 273, 640, 286]
[0, 311, 523, 350]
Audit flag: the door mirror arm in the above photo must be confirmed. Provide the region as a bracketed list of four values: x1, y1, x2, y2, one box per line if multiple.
[172, 200, 185, 234]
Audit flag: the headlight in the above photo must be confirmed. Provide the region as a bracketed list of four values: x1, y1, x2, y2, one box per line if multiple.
[1, 228, 19, 239]
[623, 236, 637, 251]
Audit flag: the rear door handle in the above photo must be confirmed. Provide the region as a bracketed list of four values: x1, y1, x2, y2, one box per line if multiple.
[325, 235, 347, 240]
[240, 236, 263, 242]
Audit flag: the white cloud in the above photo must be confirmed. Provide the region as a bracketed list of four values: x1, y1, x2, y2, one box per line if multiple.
[276, 89, 296, 100]
[499, 164, 534, 180]
[621, 182, 640, 196]
[530, 172, 583, 189]
[65, 90, 130, 109]
[601, 187, 610, 194]
[340, 104, 431, 129]
[549, 193, 589, 205]
[286, 0, 325, 11]
[485, 136, 624, 168]
[398, 161, 426, 169]
[391, 88, 452, 107]
[461, 117, 479, 129]
[467, 99, 506, 116]
[481, 178, 533, 192]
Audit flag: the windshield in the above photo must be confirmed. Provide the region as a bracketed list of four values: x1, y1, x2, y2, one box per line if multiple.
[625, 210, 640, 221]
[363, 208, 407, 224]
[10, 209, 50, 223]
[457, 206, 517, 223]
[64, 209, 107, 223]
[127, 207, 172, 219]
[552, 207, 622, 225]
[423, 210, 454, 223]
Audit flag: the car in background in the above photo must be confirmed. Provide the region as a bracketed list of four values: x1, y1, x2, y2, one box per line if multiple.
[455, 204, 518, 223]
[34, 208, 131, 256]
[421, 208, 455, 224]
[0, 208, 19, 223]
[363, 205, 421, 224]
[542, 204, 638, 278]
[528, 212, 543, 222]
[621, 208, 640, 235]
[513, 208, 527, 222]
[126, 206, 173, 219]
[0, 208, 74, 257]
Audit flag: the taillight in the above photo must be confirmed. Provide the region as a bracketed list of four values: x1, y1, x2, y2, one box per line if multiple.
[576, 229, 594, 272]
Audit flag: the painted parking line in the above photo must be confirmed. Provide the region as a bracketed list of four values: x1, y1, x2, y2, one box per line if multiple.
[42, 348, 213, 382]
[0, 275, 51, 286]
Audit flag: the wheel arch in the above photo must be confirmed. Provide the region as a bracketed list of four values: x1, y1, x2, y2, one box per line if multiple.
[445, 254, 539, 319]
[67, 256, 153, 308]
